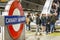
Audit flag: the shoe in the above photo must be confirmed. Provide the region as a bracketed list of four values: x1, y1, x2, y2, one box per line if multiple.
[39, 33, 42, 36]
[49, 32, 52, 34]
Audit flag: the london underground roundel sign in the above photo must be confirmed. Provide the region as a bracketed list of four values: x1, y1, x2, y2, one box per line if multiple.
[4, 0, 24, 39]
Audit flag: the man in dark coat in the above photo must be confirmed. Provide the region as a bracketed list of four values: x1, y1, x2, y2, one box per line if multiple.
[36, 13, 41, 35]
[46, 14, 51, 34]
[41, 14, 46, 33]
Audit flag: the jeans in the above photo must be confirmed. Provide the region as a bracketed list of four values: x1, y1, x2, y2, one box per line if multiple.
[50, 24, 55, 32]
[46, 24, 50, 34]
[26, 24, 30, 30]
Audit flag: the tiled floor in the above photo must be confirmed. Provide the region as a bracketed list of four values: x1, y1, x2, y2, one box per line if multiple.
[26, 36, 60, 40]
[25, 31, 60, 40]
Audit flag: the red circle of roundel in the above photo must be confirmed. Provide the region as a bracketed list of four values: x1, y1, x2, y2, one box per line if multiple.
[7, 1, 24, 39]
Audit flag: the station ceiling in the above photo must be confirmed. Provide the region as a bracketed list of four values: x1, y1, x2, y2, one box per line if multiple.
[0, 0, 46, 12]
[21, 0, 46, 12]
[24, 0, 46, 5]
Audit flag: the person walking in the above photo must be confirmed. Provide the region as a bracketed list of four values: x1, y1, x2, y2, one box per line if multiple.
[50, 14, 57, 33]
[36, 13, 41, 35]
[41, 14, 46, 35]
[46, 14, 51, 34]
[27, 13, 33, 30]
[26, 15, 30, 31]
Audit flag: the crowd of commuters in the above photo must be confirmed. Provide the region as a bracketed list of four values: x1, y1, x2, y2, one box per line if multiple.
[26, 0, 60, 35]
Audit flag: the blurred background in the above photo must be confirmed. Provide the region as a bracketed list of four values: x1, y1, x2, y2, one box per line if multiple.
[0, 0, 60, 40]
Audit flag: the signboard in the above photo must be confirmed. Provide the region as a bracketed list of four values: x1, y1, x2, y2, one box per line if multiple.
[7, 0, 24, 39]
[3, 0, 25, 40]
[5, 16, 25, 25]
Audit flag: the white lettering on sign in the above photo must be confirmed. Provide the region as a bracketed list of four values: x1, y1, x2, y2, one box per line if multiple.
[5, 16, 25, 25]
[6, 18, 17, 23]
[18, 17, 25, 22]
